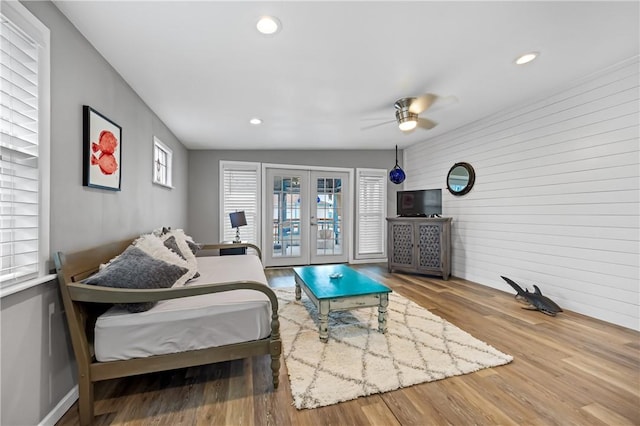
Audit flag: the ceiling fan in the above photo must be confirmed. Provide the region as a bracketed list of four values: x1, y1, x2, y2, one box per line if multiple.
[362, 93, 445, 132]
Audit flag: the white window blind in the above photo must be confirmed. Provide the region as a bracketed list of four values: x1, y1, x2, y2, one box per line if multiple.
[153, 136, 172, 188]
[355, 168, 387, 259]
[0, 2, 49, 294]
[1, 10, 44, 287]
[220, 161, 260, 244]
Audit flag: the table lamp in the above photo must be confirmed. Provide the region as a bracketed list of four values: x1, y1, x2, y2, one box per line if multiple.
[229, 211, 247, 243]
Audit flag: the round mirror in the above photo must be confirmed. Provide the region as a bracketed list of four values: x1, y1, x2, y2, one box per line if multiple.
[447, 162, 475, 196]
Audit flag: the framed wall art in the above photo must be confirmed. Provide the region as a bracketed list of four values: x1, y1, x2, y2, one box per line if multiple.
[83, 105, 122, 191]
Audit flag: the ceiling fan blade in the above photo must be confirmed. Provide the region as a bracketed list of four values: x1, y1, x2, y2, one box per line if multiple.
[432, 95, 459, 110]
[361, 119, 396, 131]
[416, 117, 437, 130]
[409, 93, 438, 114]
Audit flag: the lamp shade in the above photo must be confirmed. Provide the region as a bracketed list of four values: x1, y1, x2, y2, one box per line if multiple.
[229, 211, 247, 228]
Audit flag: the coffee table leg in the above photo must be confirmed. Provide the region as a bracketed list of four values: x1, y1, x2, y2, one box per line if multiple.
[318, 301, 329, 343]
[378, 293, 389, 334]
[295, 279, 301, 301]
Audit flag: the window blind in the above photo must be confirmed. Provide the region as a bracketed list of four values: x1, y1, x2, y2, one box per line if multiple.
[0, 15, 40, 285]
[220, 161, 260, 244]
[355, 168, 387, 259]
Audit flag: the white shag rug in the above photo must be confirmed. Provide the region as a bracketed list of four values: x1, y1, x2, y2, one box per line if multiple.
[275, 287, 513, 409]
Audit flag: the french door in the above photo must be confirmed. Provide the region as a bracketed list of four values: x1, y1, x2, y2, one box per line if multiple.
[263, 167, 349, 267]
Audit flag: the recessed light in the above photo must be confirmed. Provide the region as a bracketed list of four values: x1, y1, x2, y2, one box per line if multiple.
[515, 52, 539, 65]
[250, 118, 262, 125]
[256, 16, 281, 35]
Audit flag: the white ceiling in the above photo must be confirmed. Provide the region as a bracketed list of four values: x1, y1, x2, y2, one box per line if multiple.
[53, 1, 638, 150]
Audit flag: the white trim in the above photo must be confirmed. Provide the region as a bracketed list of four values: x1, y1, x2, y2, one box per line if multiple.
[0, 274, 57, 298]
[261, 164, 354, 264]
[349, 258, 388, 264]
[262, 162, 352, 173]
[0, 0, 51, 292]
[38, 385, 78, 426]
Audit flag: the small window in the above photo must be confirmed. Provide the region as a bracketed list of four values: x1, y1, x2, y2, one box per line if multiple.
[1, 2, 51, 293]
[153, 137, 173, 188]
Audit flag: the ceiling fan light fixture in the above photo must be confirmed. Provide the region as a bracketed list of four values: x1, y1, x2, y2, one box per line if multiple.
[515, 51, 539, 65]
[396, 109, 418, 132]
[398, 119, 417, 132]
[256, 16, 281, 35]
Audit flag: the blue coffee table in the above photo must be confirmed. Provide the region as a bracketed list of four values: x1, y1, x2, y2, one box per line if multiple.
[293, 264, 392, 342]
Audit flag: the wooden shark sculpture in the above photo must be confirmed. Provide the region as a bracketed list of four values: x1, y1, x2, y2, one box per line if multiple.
[501, 276, 563, 316]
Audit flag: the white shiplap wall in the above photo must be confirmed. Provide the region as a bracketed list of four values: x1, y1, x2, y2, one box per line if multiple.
[404, 57, 639, 330]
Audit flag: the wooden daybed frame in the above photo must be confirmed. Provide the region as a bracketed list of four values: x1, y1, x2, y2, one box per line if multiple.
[53, 240, 281, 425]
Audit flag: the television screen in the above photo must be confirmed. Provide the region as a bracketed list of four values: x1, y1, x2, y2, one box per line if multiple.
[397, 189, 442, 217]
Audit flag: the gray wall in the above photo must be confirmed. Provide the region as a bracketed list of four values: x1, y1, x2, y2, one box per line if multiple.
[0, 1, 189, 424]
[187, 149, 401, 244]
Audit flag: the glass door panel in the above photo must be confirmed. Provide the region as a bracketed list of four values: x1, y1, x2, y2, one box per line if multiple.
[265, 168, 309, 266]
[310, 171, 348, 264]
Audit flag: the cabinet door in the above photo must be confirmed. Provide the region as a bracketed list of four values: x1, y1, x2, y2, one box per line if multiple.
[389, 222, 415, 268]
[416, 223, 443, 273]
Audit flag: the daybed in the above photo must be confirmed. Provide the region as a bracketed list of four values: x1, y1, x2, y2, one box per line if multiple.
[54, 236, 281, 426]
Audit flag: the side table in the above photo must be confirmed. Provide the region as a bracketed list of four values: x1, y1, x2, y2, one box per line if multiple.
[219, 241, 247, 256]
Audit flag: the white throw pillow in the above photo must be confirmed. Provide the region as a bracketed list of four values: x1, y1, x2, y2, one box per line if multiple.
[134, 233, 197, 287]
[159, 229, 199, 287]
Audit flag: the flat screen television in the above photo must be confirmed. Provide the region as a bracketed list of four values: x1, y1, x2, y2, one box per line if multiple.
[397, 189, 442, 217]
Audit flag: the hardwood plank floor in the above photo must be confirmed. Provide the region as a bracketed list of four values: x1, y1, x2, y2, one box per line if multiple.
[57, 264, 640, 425]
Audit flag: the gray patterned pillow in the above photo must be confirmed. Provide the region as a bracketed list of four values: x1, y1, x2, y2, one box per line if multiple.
[83, 245, 188, 312]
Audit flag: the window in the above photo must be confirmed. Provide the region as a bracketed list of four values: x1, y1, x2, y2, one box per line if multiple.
[219, 161, 260, 244]
[0, 2, 50, 293]
[355, 168, 387, 259]
[153, 137, 172, 187]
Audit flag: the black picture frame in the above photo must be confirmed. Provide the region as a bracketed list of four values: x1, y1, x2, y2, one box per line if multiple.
[83, 106, 122, 191]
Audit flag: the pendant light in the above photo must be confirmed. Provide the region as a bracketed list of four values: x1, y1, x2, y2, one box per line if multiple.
[389, 145, 406, 184]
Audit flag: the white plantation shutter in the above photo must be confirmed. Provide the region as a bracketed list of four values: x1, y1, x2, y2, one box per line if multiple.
[220, 161, 260, 243]
[355, 168, 387, 259]
[0, 5, 49, 290]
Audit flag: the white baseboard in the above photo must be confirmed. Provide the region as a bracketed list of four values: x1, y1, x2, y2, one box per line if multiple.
[349, 258, 387, 264]
[39, 385, 78, 426]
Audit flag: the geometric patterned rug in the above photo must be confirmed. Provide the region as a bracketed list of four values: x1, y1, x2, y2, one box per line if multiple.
[275, 287, 513, 409]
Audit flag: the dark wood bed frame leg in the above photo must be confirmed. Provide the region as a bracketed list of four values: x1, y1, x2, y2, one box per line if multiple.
[78, 373, 94, 426]
[270, 314, 281, 389]
[271, 351, 281, 389]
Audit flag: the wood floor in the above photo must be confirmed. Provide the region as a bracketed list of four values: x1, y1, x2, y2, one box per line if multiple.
[57, 264, 640, 425]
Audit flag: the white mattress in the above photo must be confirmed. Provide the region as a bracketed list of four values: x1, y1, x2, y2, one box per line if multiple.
[94, 255, 272, 362]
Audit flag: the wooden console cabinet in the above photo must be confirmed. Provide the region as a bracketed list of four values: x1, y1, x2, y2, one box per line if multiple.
[386, 217, 452, 280]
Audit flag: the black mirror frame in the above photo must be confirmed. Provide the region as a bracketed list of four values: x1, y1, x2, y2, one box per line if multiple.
[446, 162, 475, 196]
